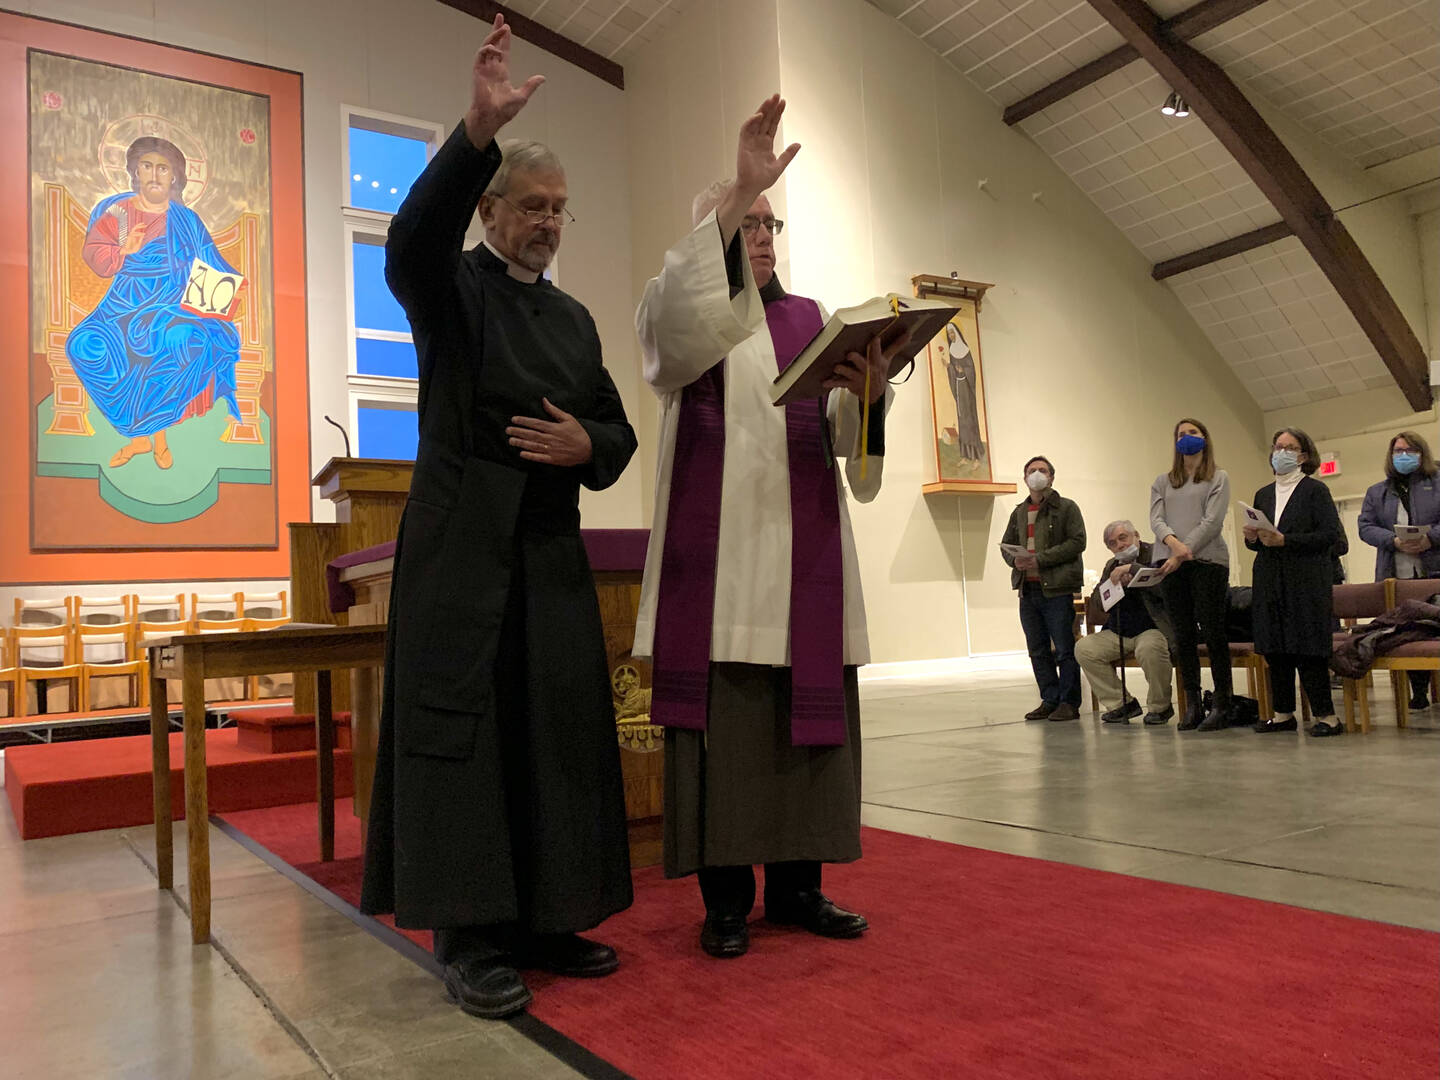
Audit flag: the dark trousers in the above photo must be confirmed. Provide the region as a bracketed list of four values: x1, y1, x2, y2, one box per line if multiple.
[1018, 583, 1080, 706]
[1160, 560, 1233, 703]
[1266, 653, 1334, 716]
[1409, 671, 1431, 700]
[697, 860, 821, 917]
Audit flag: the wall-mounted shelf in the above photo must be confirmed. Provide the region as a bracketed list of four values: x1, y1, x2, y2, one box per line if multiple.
[922, 480, 1017, 495]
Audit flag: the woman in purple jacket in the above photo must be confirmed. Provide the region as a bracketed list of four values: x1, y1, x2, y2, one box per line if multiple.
[1357, 431, 1440, 710]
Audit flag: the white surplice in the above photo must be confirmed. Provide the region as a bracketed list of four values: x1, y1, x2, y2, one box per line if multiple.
[632, 210, 887, 667]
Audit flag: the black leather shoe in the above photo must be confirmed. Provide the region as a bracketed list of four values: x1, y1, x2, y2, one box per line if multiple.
[514, 933, 619, 977]
[1196, 703, 1229, 731]
[1101, 699, 1142, 724]
[1142, 705, 1175, 726]
[700, 913, 749, 958]
[1177, 700, 1204, 731]
[443, 954, 532, 1019]
[1409, 694, 1430, 711]
[1024, 701, 1058, 720]
[1254, 716, 1298, 733]
[765, 890, 868, 938]
[1308, 719, 1344, 737]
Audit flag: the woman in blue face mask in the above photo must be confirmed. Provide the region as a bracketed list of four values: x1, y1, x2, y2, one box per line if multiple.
[1357, 431, 1440, 709]
[1150, 417, 1233, 731]
[1244, 427, 1343, 736]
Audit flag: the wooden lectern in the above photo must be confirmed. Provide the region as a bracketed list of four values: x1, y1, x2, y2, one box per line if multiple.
[288, 458, 412, 715]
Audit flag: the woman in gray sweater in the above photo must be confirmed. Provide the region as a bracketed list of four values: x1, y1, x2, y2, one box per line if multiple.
[1150, 418, 1233, 731]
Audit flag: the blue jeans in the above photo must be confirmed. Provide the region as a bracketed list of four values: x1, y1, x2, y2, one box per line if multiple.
[1019, 583, 1080, 706]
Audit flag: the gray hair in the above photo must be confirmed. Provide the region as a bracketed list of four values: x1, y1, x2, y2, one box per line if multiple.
[483, 139, 564, 198]
[692, 178, 734, 227]
[1103, 519, 1137, 545]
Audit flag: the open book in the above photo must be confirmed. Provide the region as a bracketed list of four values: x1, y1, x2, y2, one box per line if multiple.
[770, 293, 960, 406]
[181, 257, 246, 320]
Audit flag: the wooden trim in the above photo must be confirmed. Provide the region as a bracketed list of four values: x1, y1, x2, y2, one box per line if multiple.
[1151, 221, 1292, 279]
[436, 0, 625, 90]
[1087, 0, 1432, 411]
[1004, 0, 1270, 125]
[922, 481, 1018, 495]
[912, 275, 995, 311]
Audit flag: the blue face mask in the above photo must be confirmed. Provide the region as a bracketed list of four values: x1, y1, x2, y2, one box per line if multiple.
[1176, 434, 1206, 456]
[1393, 452, 1421, 476]
[1271, 449, 1300, 475]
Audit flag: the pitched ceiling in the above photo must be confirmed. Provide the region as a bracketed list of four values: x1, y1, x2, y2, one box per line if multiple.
[868, 0, 1437, 411]
[499, 0, 688, 61]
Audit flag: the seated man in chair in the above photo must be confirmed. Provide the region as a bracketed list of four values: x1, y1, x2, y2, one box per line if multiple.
[1076, 520, 1175, 726]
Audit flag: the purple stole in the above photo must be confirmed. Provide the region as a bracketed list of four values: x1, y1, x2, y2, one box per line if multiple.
[650, 294, 847, 747]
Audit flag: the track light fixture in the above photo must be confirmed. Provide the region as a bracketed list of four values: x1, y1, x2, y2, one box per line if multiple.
[1160, 91, 1190, 118]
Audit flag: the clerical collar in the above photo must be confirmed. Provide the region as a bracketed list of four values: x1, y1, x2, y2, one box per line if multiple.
[759, 274, 787, 304]
[482, 240, 541, 284]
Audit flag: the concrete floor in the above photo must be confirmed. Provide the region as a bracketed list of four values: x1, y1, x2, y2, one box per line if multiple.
[2, 663, 1435, 1078]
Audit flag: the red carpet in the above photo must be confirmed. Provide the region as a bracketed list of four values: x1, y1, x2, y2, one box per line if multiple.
[6, 729, 353, 840]
[219, 799, 1439, 1080]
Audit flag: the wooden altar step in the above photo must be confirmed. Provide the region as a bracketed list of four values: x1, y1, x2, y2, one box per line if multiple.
[4, 728, 354, 840]
[236, 706, 353, 754]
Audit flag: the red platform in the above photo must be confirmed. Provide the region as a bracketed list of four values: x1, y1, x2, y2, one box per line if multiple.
[235, 706, 353, 754]
[4, 728, 354, 840]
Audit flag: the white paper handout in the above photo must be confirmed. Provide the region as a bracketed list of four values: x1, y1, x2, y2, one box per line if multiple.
[1098, 579, 1125, 612]
[1395, 524, 1426, 541]
[1000, 543, 1030, 560]
[1127, 565, 1166, 589]
[1238, 502, 1275, 532]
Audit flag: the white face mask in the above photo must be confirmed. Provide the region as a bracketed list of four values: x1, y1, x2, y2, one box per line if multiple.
[1115, 543, 1140, 564]
[1025, 470, 1051, 493]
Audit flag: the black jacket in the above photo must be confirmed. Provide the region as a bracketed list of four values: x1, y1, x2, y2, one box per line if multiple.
[1247, 476, 1340, 657]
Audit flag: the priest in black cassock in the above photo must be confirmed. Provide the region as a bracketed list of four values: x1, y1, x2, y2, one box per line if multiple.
[360, 15, 637, 1020]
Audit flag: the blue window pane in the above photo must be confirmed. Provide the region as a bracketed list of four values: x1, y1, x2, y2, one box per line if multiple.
[358, 407, 418, 460]
[356, 337, 418, 379]
[349, 127, 428, 213]
[352, 241, 408, 333]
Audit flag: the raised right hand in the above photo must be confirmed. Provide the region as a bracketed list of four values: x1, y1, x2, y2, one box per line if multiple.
[464, 15, 545, 149]
[735, 94, 800, 201]
[120, 222, 148, 257]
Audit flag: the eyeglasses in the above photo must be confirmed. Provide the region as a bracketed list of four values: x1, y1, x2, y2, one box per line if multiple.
[741, 216, 784, 236]
[496, 196, 575, 227]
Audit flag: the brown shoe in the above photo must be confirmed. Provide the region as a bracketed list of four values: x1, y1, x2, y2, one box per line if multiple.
[1048, 703, 1079, 721]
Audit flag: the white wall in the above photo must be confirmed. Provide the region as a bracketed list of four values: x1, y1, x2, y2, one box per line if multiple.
[8, 0, 644, 609]
[773, 0, 1270, 661]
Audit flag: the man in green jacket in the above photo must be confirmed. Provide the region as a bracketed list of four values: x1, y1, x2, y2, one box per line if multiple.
[1000, 455, 1087, 720]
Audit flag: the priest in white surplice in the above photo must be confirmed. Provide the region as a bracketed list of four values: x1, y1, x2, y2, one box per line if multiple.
[633, 95, 907, 959]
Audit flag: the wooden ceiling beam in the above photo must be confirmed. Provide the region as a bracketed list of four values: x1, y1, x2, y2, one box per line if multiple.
[1003, 0, 1268, 126]
[437, 0, 624, 91]
[1152, 221, 1293, 280]
[1088, 0, 1431, 410]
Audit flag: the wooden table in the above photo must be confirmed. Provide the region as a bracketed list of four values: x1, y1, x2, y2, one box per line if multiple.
[147, 625, 387, 943]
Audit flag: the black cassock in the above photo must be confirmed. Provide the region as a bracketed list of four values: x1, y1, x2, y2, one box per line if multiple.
[360, 124, 637, 934]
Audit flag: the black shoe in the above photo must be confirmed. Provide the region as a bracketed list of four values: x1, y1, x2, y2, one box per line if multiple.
[1142, 705, 1175, 726]
[700, 913, 749, 958]
[765, 889, 868, 938]
[1308, 719, 1345, 737]
[514, 933, 619, 978]
[1101, 699, 1143, 724]
[1196, 703, 1229, 731]
[1024, 701, 1058, 720]
[1409, 694, 1430, 711]
[1254, 716, 1298, 733]
[443, 954, 532, 1019]
[1048, 703, 1079, 721]
[1177, 699, 1204, 731]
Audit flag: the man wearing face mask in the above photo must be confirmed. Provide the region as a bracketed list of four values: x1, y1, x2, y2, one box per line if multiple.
[1076, 521, 1175, 725]
[1001, 456, 1088, 720]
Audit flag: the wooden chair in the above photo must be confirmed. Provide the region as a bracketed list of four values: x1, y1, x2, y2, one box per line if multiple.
[1368, 577, 1440, 731]
[191, 591, 246, 632]
[133, 595, 189, 708]
[1081, 600, 1149, 714]
[238, 591, 292, 699]
[71, 596, 140, 712]
[13, 625, 83, 716]
[0, 629, 22, 721]
[1331, 582, 1389, 733]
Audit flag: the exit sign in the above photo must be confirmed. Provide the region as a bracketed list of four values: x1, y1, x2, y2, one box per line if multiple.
[1319, 452, 1341, 478]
